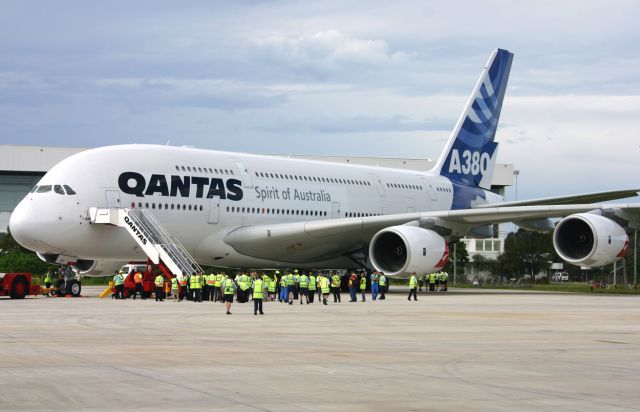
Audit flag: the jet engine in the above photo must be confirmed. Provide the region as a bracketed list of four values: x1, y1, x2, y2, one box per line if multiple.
[369, 226, 449, 277]
[553, 213, 628, 268]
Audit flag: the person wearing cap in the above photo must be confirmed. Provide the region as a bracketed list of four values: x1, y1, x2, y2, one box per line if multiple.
[408, 273, 418, 301]
[252, 273, 267, 315]
[222, 274, 236, 315]
[379, 272, 387, 300]
[112, 270, 124, 299]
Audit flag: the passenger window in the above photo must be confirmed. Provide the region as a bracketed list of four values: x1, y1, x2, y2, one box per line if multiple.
[36, 185, 52, 193]
[54, 185, 65, 195]
[30, 186, 39, 193]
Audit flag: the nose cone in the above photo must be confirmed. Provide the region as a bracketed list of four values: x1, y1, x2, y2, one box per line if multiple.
[9, 198, 42, 252]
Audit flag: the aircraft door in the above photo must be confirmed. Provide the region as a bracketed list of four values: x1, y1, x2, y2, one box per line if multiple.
[331, 202, 341, 218]
[369, 173, 386, 197]
[208, 199, 220, 224]
[421, 178, 437, 201]
[233, 160, 254, 189]
[105, 190, 121, 208]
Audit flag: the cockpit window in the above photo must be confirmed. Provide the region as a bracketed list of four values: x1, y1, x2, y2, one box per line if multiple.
[30, 186, 39, 193]
[63, 185, 76, 195]
[54, 185, 65, 195]
[36, 185, 52, 193]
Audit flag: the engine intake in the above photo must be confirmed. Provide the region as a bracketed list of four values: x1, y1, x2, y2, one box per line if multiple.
[553, 213, 628, 268]
[369, 226, 448, 277]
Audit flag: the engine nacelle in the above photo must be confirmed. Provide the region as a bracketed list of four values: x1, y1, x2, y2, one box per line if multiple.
[369, 226, 449, 277]
[35, 253, 125, 277]
[553, 213, 629, 268]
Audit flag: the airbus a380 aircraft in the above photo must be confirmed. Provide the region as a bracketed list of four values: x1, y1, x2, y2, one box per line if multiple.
[9, 49, 640, 279]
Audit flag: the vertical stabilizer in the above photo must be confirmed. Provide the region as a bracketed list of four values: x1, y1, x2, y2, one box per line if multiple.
[434, 49, 513, 189]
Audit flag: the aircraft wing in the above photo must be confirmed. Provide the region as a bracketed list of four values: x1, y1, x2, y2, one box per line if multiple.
[475, 189, 640, 208]
[223, 203, 640, 263]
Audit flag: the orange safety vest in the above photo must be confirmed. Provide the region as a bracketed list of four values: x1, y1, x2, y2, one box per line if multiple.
[134, 272, 142, 284]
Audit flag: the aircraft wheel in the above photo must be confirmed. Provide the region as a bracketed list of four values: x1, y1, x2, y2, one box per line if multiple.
[68, 280, 82, 297]
[10, 276, 28, 299]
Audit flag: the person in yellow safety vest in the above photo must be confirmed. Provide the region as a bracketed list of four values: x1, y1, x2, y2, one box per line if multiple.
[133, 270, 145, 300]
[307, 272, 316, 304]
[292, 269, 300, 301]
[178, 275, 188, 301]
[428, 272, 437, 292]
[168, 276, 177, 302]
[298, 272, 309, 305]
[316, 274, 323, 302]
[320, 274, 330, 305]
[440, 272, 448, 292]
[190, 272, 203, 302]
[330, 272, 341, 303]
[252, 274, 267, 315]
[44, 269, 53, 289]
[239, 273, 251, 303]
[379, 272, 387, 300]
[286, 272, 295, 305]
[359, 273, 367, 302]
[408, 272, 418, 301]
[222, 274, 236, 315]
[112, 270, 124, 299]
[278, 273, 286, 302]
[206, 273, 216, 301]
[213, 273, 223, 302]
[266, 274, 276, 301]
[154, 274, 165, 302]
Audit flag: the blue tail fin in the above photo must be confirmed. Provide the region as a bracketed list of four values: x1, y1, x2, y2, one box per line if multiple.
[435, 49, 513, 189]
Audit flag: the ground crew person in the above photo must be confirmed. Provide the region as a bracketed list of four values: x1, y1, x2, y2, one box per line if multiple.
[293, 270, 300, 300]
[379, 272, 387, 300]
[132, 270, 145, 300]
[222, 275, 236, 315]
[239, 273, 250, 303]
[252, 274, 267, 315]
[359, 273, 367, 302]
[320, 274, 330, 305]
[370, 271, 380, 301]
[201, 272, 210, 301]
[171, 276, 179, 302]
[429, 272, 437, 292]
[435, 271, 440, 291]
[205, 273, 216, 301]
[286, 272, 295, 304]
[418, 274, 425, 292]
[348, 272, 357, 302]
[316, 273, 322, 302]
[215, 272, 224, 301]
[267, 274, 277, 301]
[154, 274, 164, 301]
[331, 272, 341, 303]
[44, 269, 53, 289]
[190, 272, 202, 302]
[298, 272, 309, 304]
[112, 270, 124, 299]
[307, 272, 316, 303]
[178, 275, 188, 301]
[408, 272, 418, 301]
[441, 271, 448, 291]
[279, 274, 287, 302]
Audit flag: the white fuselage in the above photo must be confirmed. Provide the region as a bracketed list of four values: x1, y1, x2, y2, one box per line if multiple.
[10, 144, 502, 269]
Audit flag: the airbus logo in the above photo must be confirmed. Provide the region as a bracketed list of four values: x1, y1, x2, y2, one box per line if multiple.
[118, 172, 244, 201]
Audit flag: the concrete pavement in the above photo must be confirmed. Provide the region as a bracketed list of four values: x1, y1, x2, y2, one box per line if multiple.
[0, 286, 639, 411]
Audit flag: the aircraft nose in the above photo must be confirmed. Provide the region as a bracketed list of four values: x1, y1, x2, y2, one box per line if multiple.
[9, 198, 42, 251]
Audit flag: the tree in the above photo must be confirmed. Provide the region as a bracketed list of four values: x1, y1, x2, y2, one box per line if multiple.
[444, 240, 469, 279]
[0, 228, 57, 274]
[496, 229, 558, 279]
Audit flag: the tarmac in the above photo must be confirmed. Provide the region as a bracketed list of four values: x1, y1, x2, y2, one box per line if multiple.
[0, 286, 639, 411]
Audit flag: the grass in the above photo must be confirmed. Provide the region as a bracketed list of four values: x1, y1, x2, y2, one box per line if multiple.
[454, 282, 640, 294]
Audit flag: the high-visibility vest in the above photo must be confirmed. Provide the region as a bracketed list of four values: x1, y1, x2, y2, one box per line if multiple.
[320, 277, 330, 294]
[279, 277, 286, 286]
[207, 274, 216, 286]
[409, 275, 417, 288]
[429, 273, 436, 283]
[268, 278, 277, 292]
[239, 275, 250, 291]
[308, 275, 316, 290]
[299, 275, 309, 288]
[371, 273, 379, 283]
[190, 275, 201, 289]
[223, 279, 235, 295]
[44, 273, 52, 283]
[379, 275, 387, 286]
[331, 275, 340, 288]
[359, 277, 366, 290]
[113, 274, 124, 286]
[286, 274, 294, 286]
[154, 275, 164, 287]
[171, 278, 178, 290]
[179, 277, 187, 286]
[253, 279, 264, 299]
[134, 272, 142, 284]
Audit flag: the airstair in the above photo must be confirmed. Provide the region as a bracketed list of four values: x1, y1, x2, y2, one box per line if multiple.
[89, 207, 204, 277]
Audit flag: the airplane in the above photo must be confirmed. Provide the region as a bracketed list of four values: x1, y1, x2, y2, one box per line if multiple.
[9, 48, 640, 288]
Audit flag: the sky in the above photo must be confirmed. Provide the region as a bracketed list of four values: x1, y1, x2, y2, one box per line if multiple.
[1, 0, 639, 201]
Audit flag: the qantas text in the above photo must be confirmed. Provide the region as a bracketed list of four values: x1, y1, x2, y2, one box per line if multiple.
[118, 172, 243, 201]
